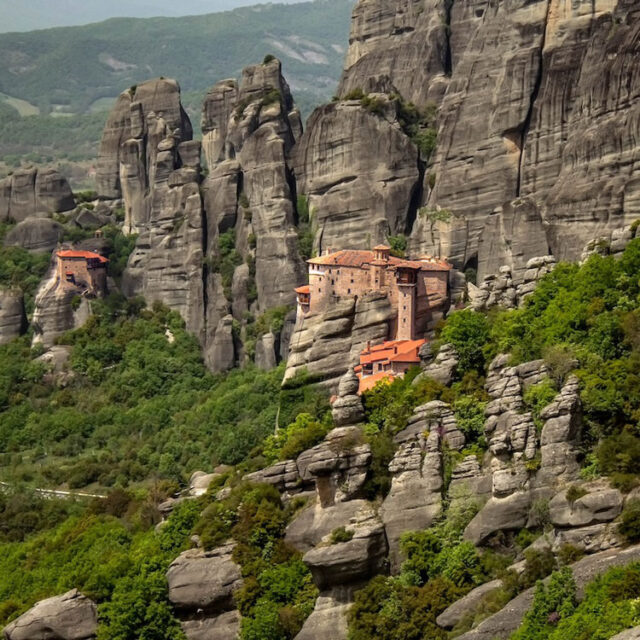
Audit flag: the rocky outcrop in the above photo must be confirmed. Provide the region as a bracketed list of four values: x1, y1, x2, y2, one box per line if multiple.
[436, 579, 504, 630]
[31, 264, 93, 348]
[381, 400, 464, 570]
[413, 342, 458, 386]
[337, 0, 450, 107]
[3, 589, 97, 640]
[455, 545, 640, 640]
[96, 77, 193, 231]
[166, 544, 242, 640]
[245, 459, 302, 497]
[611, 628, 640, 640]
[331, 369, 365, 427]
[0, 290, 26, 344]
[284, 292, 394, 391]
[469, 256, 557, 312]
[292, 97, 420, 253]
[4, 218, 64, 252]
[294, 586, 355, 640]
[201, 57, 304, 313]
[0, 168, 75, 222]
[302, 505, 387, 589]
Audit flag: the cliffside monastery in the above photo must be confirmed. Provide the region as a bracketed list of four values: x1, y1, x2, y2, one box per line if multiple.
[295, 244, 451, 392]
[56, 249, 108, 296]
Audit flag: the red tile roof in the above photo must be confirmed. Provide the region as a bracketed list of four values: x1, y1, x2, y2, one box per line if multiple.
[359, 339, 425, 365]
[358, 371, 395, 393]
[308, 249, 450, 271]
[372, 244, 390, 250]
[295, 285, 310, 294]
[57, 250, 108, 263]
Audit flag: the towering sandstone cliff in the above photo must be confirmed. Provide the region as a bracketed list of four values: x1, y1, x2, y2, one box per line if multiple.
[329, 0, 640, 280]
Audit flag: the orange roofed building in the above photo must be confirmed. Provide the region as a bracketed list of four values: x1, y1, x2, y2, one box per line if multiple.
[295, 244, 451, 341]
[355, 339, 425, 393]
[56, 250, 108, 296]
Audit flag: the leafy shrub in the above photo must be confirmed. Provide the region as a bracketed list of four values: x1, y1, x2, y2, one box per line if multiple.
[565, 485, 587, 505]
[262, 413, 330, 464]
[439, 310, 491, 374]
[330, 527, 354, 544]
[453, 395, 487, 443]
[388, 234, 407, 258]
[263, 54, 276, 64]
[619, 499, 640, 542]
[523, 379, 557, 432]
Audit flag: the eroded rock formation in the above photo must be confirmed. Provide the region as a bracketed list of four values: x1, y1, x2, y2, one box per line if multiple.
[0, 290, 26, 344]
[0, 168, 75, 222]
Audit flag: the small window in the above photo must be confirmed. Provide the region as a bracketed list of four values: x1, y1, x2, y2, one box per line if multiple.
[319, 288, 321, 293]
[331, 279, 335, 285]
[350, 278, 354, 284]
[348, 288, 351, 294]
[403, 305, 406, 310]
[403, 318, 406, 323]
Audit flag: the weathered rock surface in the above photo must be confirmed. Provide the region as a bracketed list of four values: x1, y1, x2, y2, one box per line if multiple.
[549, 481, 623, 528]
[337, 0, 450, 107]
[179, 610, 240, 640]
[96, 77, 193, 231]
[294, 586, 355, 640]
[167, 544, 243, 612]
[332, 369, 365, 427]
[3, 589, 97, 640]
[413, 342, 458, 386]
[381, 400, 466, 571]
[0, 289, 26, 344]
[610, 628, 640, 640]
[245, 459, 302, 496]
[284, 292, 394, 391]
[456, 545, 640, 640]
[31, 265, 93, 348]
[303, 506, 387, 589]
[436, 579, 504, 630]
[407, 1, 640, 270]
[0, 168, 75, 222]
[292, 98, 420, 253]
[4, 218, 64, 252]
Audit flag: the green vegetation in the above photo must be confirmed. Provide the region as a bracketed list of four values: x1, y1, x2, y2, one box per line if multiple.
[262, 413, 330, 465]
[523, 379, 558, 432]
[0, 494, 200, 635]
[0, 223, 50, 314]
[511, 563, 640, 640]
[0, 300, 329, 490]
[330, 527, 354, 544]
[193, 482, 317, 639]
[296, 194, 314, 262]
[388, 234, 407, 258]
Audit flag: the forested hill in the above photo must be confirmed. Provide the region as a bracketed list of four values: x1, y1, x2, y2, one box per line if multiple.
[0, 0, 353, 115]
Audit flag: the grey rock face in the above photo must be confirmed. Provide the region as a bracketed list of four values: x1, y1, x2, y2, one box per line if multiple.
[167, 544, 243, 612]
[332, 369, 365, 427]
[3, 589, 97, 640]
[292, 98, 420, 253]
[610, 628, 640, 640]
[381, 400, 464, 571]
[4, 218, 64, 252]
[0, 290, 26, 344]
[31, 266, 93, 348]
[436, 579, 504, 630]
[293, 586, 355, 640]
[96, 77, 193, 229]
[284, 292, 394, 392]
[408, 1, 640, 269]
[413, 342, 458, 386]
[255, 332, 278, 370]
[180, 610, 240, 640]
[245, 459, 302, 496]
[0, 168, 75, 222]
[302, 506, 387, 590]
[296, 426, 371, 506]
[202, 58, 304, 313]
[549, 482, 623, 528]
[337, 0, 450, 107]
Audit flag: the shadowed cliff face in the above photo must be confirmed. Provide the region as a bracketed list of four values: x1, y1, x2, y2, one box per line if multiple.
[336, 0, 640, 272]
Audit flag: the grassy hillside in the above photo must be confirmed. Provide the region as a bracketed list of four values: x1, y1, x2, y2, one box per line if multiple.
[0, 0, 353, 115]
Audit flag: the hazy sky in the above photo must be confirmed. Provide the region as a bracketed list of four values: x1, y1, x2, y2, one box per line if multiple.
[0, 0, 305, 33]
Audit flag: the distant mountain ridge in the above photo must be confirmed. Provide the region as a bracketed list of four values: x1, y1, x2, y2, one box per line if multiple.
[0, 0, 353, 115]
[0, 0, 304, 33]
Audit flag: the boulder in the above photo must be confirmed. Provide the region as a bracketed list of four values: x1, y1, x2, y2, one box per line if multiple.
[166, 544, 243, 612]
[0, 290, 26, 344]
[436, 579, 504, 630]
[331, 369, 365, 427]
[414, 343, 459, 386]
[188, 471, 220, 497]
[4, 218, 63, 252]
[464, 492, 532, 546]
[255, 332, 278, 370]
[549, 483, 623, 528]
[179, 610, 240, 640]
[610, 628, 640, 640]
[3, 589, 97, 640]
[303, 510, 387, 590]
[293, 586, 355, 640]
